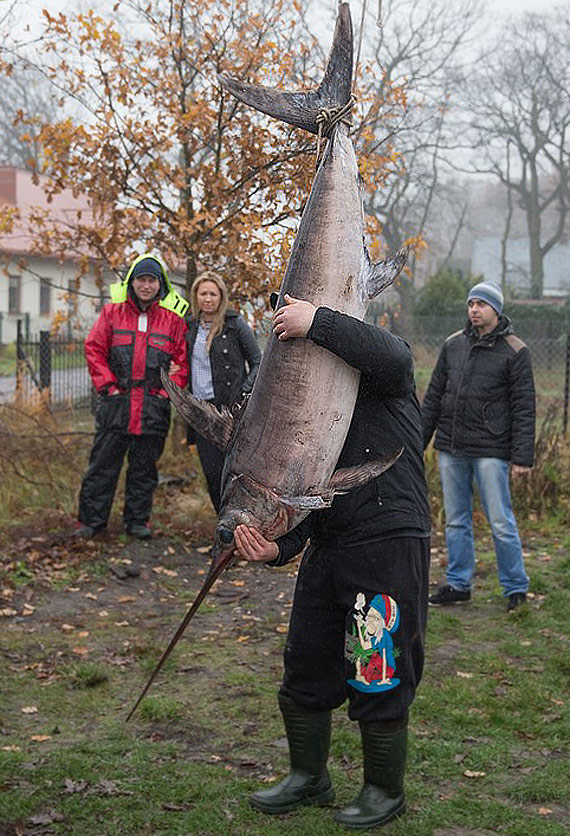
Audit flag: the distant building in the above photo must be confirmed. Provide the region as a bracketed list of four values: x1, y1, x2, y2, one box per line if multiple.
[0, 166, 106, 343]
[471, 236, 570, 298]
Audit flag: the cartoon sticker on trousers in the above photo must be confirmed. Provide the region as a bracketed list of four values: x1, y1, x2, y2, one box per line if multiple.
[346, 592, 401, 693]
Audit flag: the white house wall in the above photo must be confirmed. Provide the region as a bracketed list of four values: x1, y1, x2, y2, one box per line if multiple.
[0, 255, 101, 343]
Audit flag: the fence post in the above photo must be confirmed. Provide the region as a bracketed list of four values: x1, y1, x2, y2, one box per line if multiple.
[39, 331, 51, 388]
[562, 331, 570, 437]
[39, 330, 52, 402]
[16, 318, 24, 400]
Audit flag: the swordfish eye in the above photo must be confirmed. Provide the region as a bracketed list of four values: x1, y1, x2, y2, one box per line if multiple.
[217, 526, 235, 546]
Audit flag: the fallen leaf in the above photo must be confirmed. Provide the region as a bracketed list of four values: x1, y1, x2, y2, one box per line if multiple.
[229, 580, 245, 587]
[196, 545, 211, 554]
[456, 671, 473, 679]
[78, 631, 89, 638]
[85, 593, 98, 601]
[98, 610, 109, 617]
[463, 770, 486, 778]
[0, 608, 18, 617]
[30, 735, 52, 742]
[29, 809, 64, 824]
[118, 596, 136, 603]
[64, 777, 89, 793]
[72, 646, 89, 656]
[60, 624, 75, 633]
[152, 566, 178, 577]
[275, 624, 288, 634]
[2, 745, 21, 752]
[22, 706, 38, 714]
[538, 807, 553, 816]
[236, 635, 250, 642]
[114, 620, 130, 626]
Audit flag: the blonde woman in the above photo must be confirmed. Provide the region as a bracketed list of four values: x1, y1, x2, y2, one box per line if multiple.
[185, 272, 261, 511]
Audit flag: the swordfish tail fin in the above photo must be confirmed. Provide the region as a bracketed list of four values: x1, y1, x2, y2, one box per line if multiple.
[219, 2, 353, 135]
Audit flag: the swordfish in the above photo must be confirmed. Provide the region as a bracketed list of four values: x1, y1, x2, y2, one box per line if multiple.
[127, 1, 406, 719]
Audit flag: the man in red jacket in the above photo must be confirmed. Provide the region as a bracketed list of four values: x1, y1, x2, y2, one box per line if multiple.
[74, 254, 189, 539]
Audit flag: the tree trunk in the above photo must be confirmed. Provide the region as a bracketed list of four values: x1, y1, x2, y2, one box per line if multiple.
[525, 157, 544, 298]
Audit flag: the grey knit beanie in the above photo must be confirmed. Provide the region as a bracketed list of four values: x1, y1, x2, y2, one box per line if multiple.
[467, 281, 503, 315]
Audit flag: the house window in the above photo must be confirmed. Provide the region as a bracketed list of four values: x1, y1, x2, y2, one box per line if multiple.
[8, 274, 21, 314]
[40, 278, 51, 315]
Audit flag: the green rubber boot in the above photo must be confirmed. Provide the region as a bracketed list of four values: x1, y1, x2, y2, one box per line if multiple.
[249, 694, 335, 814]
[334, 720, 407, 830]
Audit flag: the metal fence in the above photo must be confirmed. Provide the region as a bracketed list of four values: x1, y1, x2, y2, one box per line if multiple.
[6, 319, 570, 433]
[13, 320, 93, 412]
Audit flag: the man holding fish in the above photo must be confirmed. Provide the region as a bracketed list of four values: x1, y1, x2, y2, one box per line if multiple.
[233, 292, 430, 830]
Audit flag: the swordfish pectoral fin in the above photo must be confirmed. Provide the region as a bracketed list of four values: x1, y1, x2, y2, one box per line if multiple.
[365, 245, 410, 301]
[161, 370, 234, 452]
[280, 448, 404, 510]
[328, 448, 404, 492]
[219, 3, 353, 135]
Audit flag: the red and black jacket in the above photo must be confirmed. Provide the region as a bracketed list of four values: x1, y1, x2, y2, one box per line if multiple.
[85, 296, 188, 436]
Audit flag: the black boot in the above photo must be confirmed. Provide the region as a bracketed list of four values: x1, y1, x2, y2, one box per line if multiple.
[335, 720, 407, 830]
[249, 694, 335, 814]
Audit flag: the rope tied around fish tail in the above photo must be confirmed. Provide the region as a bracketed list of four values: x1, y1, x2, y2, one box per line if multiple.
[315, 95, 357, 167]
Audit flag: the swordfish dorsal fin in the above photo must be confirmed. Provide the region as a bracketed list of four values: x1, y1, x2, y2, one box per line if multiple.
[364, 244, 409, 300]
[219, 2, 353, 135]
[161, 371, 235, 451]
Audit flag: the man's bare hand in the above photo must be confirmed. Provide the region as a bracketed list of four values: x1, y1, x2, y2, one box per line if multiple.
[272, 294, 316, 341]
[234, 525, 279, 563]
[511, 464, 532, 478]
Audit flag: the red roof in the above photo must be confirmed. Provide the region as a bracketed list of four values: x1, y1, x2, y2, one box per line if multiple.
[0, 166, 91, 257]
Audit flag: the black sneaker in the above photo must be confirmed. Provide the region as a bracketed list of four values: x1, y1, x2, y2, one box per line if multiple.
[72, 523, 96, 539]
[507, 592, 526, 612]
[429, 584, 471, 605]
[126, 524, 152, 540]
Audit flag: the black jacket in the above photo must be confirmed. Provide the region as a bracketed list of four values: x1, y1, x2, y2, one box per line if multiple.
[185, 310, 262, 408]
[272, 307, 431, 565]
[421, 315, 535, 466]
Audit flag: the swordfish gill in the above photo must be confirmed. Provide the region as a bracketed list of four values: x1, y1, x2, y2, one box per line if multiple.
[127, 1, 407, 719]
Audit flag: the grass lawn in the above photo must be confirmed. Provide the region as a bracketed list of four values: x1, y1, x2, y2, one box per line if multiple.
[1, 506, 568, 835]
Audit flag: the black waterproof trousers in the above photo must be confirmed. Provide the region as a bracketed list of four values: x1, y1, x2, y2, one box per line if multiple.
[280, 536, 430, 724]
[195, 432, 225, 513]
[78, 429, 166, 531]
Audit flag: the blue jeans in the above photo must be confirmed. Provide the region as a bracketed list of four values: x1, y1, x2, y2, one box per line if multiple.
[438, 452, 529, 597]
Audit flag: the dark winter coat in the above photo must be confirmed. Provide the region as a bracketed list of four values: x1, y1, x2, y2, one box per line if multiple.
[185, 310, 262, 408]
[421, 315, 535, 466]
[271, 307, 431, 565]
[86, 296, 188, 436]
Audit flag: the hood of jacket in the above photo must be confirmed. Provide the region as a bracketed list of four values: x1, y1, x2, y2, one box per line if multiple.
[110, 253, 189, 318]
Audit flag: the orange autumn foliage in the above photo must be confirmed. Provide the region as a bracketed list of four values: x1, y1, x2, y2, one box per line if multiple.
[6, 0, 406, 308]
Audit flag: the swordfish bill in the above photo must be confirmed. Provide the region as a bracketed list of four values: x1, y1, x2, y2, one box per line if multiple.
[127, 1, 407, 720]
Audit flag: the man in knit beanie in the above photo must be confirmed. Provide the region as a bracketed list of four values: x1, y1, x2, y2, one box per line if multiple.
[421, 279, 535, 612]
